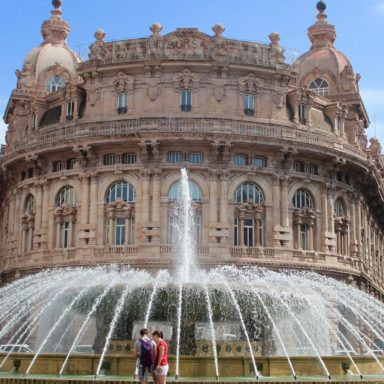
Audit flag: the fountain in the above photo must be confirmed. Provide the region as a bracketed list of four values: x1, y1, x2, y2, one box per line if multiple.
[1, 168, 384, 382]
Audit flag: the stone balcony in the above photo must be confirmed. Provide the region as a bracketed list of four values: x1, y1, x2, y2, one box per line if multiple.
[2, 117, 366, 164]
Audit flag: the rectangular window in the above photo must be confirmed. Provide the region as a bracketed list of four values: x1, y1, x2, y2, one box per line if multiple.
[167, 152, 182, 163]
[298, 103, 306, 124]
[244, 95, 255, 115]
[117, 93, 128, 114]
[181, 90, 192, 112]
[31, 112, 36, 129]
[104, 154, 117, 165]
[62, 221, 70, 248]
[66, 101, 74, 120]
[309, 163, 318, 175]
[115, 217, 126, 245]
[294, 161, 305, 172]
[53, 161, 64, 172]
[300, 224, 308, 250]
[188, 152, 203, 164]
[122, 153, 137, 164]
[244, 218, 254, 247]
[234, 154, 247, 166]
[252, 156, 266, 167]
[66, 158, 77, 170]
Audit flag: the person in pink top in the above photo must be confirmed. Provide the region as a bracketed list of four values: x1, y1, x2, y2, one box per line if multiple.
[151, 330, 169, 384]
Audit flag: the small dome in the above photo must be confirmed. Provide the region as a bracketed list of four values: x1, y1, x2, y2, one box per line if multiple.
[294, 2, 356, 93]
[294, 47, 352, 82]
[18, 1, 81, 88]
[23, 43, 80, 76]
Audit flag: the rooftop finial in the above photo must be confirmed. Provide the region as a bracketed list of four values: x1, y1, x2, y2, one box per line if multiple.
[52, 0, 62, 9]
[316, 1, 326, 14]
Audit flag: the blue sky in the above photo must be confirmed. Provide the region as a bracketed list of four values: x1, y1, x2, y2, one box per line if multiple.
[1, 0, 384, 146]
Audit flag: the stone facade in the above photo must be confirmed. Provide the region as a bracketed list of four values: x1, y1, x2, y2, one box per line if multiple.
[1, 2, 384, 297]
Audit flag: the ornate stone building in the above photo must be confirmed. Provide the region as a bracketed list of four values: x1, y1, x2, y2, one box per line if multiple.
[1, 1, 384, 296]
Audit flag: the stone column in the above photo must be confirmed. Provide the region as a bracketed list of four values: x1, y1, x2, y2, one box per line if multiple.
[280, 177, 289, 227]
[256, 219, 261, 246]
[81, 174, 90, 225]
[108, 213, 114, 246]
[349, 196, 356, 256]
[41, 181, 49, 243]
[125, 216, 131, 245]
[35, 184, 43, 231]
[141, 170, 150, 224]
[28, 222, 34, 251]
[209, 170, 218, 224]
[272, 176, 280, 228]
[239, 214, 244, 246]
[220, 172, 228, 225]
[308, 223, 314, 251]
[152, 171, 161, 225]
[68, 220, 73, 248]
[56, 218, 62, 248]
[355, 200, 361, 256]
[89, 173, 98, 245]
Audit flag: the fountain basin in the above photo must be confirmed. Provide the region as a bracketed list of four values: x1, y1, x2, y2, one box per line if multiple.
[1, 353, 383, 378]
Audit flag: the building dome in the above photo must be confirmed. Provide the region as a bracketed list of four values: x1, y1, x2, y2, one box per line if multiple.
[16, 0, 81, 93]
[294, 1, 358, 95]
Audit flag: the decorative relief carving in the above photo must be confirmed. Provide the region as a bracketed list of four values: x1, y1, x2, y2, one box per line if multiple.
[147, 78, 160, 101]
[112, 72, 134, 93]
[238, 74, 263, 94]
[173, 69, 200, 90]
[212, 79, 225, 102]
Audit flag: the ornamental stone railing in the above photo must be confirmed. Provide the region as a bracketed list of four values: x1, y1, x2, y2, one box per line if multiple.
[80, 30, 287, 69]
[4, 117, 366, 163]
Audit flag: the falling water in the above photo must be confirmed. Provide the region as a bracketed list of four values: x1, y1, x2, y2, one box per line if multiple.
[176, 168, 196, 282]
[3, 170, 384, 380]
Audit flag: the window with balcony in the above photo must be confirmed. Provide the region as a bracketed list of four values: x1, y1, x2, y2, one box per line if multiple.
[244, 94, 255, 115]
[54, 186, 77, 248]
[234, 183, 265, 246]
[309, 163, 318, 175]
[66, 100, 74, 120]
[117, 93, 128, 114]
[180, 90, 192, 112]
[21, 194, 35, 253]
[105, 181, 136, 246]
[298, 103, 307, 125]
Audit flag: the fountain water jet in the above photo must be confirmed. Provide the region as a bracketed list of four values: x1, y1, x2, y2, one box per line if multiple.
[1, 170, 384, 381]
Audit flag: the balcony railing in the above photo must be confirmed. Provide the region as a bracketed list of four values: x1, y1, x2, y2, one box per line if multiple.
[3, 117, 366, 163]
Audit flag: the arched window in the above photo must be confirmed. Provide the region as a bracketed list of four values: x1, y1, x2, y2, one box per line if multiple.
[54, 186, 77, 249]
[234, 183, 265, 247]
[46, 75, 65, 93]
[309, 78, 330, 96]
[57, 186, 76, 207]
[292, 188, 314, 209]
[105, 181, 136, 246]
[167, 180, 202, 244]
[168, 180, 202, 201]
[106, 180, 135, 203]
[334, 198, 345, 216]
[235, 183, 264, 204]
[22, 194, 35, 253]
